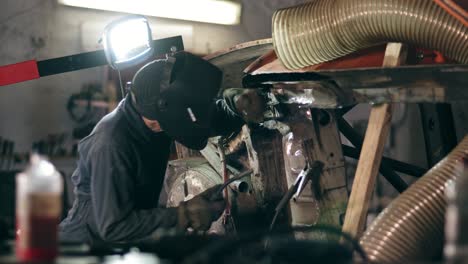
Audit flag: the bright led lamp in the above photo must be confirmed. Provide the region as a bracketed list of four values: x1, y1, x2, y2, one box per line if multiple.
[102, 15, 153, 70]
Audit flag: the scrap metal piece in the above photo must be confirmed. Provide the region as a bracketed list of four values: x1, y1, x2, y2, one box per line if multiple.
[270, 81, 356, 109]
[205, 39, 273, 90]
[243, 64, 468, 108]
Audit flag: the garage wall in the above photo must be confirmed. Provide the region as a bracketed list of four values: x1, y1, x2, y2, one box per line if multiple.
[0, 0, 253, 152]
[1, 0, 464, 162]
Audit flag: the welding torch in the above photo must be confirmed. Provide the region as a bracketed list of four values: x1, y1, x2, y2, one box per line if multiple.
[211, 169, 253, 201]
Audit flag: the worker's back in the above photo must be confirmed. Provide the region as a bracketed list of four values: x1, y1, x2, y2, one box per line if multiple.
[59, 96, 174, 244]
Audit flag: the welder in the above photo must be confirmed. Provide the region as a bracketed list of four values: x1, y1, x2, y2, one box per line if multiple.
[59, 52, 265, 244]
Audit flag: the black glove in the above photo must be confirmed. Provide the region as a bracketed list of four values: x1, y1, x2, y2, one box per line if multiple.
[223, 88, 267, 124]
[177, 184, 225, 231]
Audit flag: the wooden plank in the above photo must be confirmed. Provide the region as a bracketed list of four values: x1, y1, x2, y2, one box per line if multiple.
[381, 43, 408, 67]
[342, 43, 407, 238]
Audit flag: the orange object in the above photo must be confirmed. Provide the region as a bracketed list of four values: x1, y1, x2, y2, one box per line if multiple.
[0, 60, 39, 86]
[246, 45, 450, 75]
[434, 0, 468, 27]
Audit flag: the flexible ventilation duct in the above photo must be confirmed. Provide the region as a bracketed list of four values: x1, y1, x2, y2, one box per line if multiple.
[272, 0, 468, 69]
[359, 136, 468, 263]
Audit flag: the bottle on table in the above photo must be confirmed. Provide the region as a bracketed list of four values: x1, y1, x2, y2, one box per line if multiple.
[16, 154, 63, 262]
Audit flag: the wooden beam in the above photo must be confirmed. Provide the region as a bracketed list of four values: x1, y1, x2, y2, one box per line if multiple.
[342, 43, 407, 238]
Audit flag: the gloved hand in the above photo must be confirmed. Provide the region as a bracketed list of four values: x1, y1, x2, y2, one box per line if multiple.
[223, 88, 267, 123]
[177, 184, 225, 231]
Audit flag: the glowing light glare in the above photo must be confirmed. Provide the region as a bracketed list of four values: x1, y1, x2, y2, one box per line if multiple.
[37, 161, 56, 176]
[30, 154, 57, 177]
[109, 19, 151, 63]
[58, 0, 241, 25]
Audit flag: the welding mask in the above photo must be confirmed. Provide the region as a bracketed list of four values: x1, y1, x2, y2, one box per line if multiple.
[131, 52, 222, 150]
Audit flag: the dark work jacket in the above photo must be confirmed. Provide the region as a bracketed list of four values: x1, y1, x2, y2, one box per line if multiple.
[59, 96, 176, 243]
[59, 96, 242, 244]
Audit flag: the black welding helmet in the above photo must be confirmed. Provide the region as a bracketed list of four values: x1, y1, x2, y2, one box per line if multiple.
[130, 52, 222, 150]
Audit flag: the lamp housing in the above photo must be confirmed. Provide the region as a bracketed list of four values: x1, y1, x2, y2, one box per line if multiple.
[102, 15, 153, 70]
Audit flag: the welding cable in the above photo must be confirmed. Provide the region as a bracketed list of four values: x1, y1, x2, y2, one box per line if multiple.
[217, 139, 232, 223]
[269, 182, 298, 231]
[272, 0, 468, 69]
[182, 225, 368, 264]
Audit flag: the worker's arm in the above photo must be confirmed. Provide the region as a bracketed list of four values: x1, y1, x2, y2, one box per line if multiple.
[88, 145, 224, 242]
[89, 145, 177, 243]
[209, 98, 244, 136]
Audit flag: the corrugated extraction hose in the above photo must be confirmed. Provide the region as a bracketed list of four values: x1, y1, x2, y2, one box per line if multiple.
[272, 0, 468, 69]
[359, 136, 468, 263]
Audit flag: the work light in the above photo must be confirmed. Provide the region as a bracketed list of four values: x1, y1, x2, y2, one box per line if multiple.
[102, 15, 153, 70]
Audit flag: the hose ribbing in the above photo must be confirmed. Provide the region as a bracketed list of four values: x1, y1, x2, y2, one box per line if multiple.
[272, 0, 468, 69]
[359, 136, 468, 263]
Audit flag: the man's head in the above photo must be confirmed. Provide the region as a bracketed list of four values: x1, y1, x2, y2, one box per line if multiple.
[129, 52, 223, 149]
[130, 58, 171, 121]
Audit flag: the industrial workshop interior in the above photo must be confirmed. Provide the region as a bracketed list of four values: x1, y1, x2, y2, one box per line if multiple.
[1, 0, 468, 263]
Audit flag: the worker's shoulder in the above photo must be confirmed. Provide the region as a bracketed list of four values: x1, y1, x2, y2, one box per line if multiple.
[81, 108, 132, 149]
